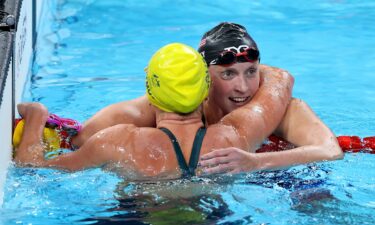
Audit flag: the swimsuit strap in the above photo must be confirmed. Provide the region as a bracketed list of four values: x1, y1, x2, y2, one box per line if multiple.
[188, 127, 206, 176]
[159, 127, 207, 178]
[159, 127, 190, 175]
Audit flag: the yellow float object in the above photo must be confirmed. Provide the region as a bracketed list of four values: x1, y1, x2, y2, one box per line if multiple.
[13, 119, 61, 152]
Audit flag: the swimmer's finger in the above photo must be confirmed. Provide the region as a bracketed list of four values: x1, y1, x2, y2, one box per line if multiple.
[201, 163, 232, 175]
[200, 148, 235, 160]
[198, 155, 232, 167]
[227, 167, 246, 175]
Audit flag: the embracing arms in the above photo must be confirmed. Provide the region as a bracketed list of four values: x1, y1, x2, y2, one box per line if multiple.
[72, 95, 156, 147]
[199, 65, 343, 174]
[259, 99, 344, 169]
[200, 98, 343, 174]
[14, 103, 129, 172]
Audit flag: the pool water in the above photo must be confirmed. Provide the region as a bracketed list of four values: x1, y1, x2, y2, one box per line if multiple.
[1, 0, 375, 224]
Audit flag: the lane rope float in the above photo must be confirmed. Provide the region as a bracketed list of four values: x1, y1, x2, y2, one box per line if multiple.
[257, 135, 375, 154]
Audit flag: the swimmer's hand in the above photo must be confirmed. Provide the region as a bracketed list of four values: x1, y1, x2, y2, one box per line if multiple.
[198, 148, 260, 175]
[14, 103, 48, 166]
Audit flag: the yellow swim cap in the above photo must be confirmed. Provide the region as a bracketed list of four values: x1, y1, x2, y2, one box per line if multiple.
[146, 43, 210, 114]
[13, 119, 60, 152]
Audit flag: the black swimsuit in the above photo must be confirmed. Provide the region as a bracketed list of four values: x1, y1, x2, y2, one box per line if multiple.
[159, 127, 207, 178]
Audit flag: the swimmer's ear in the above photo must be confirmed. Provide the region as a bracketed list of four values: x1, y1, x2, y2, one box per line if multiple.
[144, 66, 148, 73]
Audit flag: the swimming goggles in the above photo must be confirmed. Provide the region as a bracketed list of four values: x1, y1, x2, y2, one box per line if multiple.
[211, 47, 260, 66]
[45, 114, 82, 136]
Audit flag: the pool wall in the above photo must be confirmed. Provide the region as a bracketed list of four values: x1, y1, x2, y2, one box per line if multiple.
[0, 0, 45, 207]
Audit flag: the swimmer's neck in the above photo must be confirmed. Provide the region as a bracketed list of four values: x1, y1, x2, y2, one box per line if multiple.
[203, 99, 225, 125]
[155, 109, 204, 129]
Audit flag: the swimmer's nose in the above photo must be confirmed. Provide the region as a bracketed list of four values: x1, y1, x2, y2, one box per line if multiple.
[234, 75, 249, 93]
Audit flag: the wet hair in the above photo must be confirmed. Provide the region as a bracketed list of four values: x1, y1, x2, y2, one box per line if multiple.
[198, 22, 259, 66]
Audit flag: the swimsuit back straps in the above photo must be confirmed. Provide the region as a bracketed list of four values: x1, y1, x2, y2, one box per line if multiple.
[159, 127, 206, 178]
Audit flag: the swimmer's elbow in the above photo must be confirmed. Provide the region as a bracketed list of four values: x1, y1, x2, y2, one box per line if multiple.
[332, 146, 344, 160]
[281, 70, 294, 95]
[285, 70, 295, 85]
[324, 143, 344, 161]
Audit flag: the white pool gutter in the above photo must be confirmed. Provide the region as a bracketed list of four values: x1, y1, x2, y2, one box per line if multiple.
[0, 0, 45, 207]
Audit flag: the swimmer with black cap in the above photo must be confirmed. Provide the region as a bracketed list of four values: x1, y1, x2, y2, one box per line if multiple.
[199, 22, 260, 67]
[197, 22, 343, 174]
[198, 22, 264, 119]
[15, 43, 290, 178]
[23, 21, 341, 174]
[69, 23, 295, 155]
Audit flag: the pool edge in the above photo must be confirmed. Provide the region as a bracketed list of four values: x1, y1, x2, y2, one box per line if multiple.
[0, 0, 43, 207]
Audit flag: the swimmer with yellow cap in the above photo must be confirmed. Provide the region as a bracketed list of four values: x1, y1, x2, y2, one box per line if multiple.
[14, 42, 281, 179]
[146, 43, 210, 114]
[24, 23, 341, 177]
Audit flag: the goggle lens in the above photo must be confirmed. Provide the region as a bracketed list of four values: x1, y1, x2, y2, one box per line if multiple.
[214, 48, 260, 66]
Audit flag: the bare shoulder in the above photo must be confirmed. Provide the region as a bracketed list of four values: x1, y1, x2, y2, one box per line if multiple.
[88, 124, 140, 148]
[259, 64, 293, 79]
[135, 127, 171, 149]
[204, 124, 248, 152]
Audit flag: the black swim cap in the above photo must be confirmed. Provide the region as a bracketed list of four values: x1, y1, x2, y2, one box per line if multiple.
[198, 22, 259, 66]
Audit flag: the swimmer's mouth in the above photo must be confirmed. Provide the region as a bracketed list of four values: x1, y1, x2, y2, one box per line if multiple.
[229, 96, 250, 104]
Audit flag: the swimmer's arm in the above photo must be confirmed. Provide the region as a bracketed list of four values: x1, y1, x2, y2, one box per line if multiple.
[200, 99, 343, 174]
[13, 103, 129, 171]
[15, 132, 112, 171]
[204, 99, 343, 174]
[74, 95, 156, 147]
[253, 98, 343, 170]
[13, 103, 128, 171]
[34, 136, 114, 172]
[256, 64, 294, 139]
[19, 125, 133, 172]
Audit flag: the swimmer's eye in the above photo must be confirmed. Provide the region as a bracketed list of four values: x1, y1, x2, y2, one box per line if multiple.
[245, 67, 258, 78]
[221, 70, 236, 80]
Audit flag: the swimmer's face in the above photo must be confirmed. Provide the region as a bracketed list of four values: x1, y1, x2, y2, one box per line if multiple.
[208, 61, 260, 115]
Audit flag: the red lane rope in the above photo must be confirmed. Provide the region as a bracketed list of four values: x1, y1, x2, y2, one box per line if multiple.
[256, 135, 375, 154]
[337, 136, 375, 153]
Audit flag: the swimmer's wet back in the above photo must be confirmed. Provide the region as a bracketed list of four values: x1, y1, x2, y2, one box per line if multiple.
[159, 126, 206, 178]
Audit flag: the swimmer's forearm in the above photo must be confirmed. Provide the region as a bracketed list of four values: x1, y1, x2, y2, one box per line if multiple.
[253, 144, 344, 171]
[44, 129, 121, 172]
[38, 153, 98, 172]
[199, 143, 343, 174]
[13, 146, 79, 171]
[15, 142, 104, 172]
